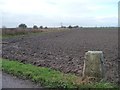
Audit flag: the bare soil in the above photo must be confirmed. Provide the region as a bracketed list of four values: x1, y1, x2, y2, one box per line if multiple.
[2, 28, 118, 83]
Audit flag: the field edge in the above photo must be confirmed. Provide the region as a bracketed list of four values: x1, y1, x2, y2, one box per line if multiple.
[1, 58, 117, 88]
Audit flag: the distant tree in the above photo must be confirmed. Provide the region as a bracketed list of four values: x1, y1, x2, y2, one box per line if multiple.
[2, 25, 7, 30]
[44, 26, 48, 29]
[40, 26, 43, 29]
[61, 26, 66, 28]
[18, 24, 27, 29]
[33, 25, 38, 29]
[2, 26, 7, 29]
[68, 25, 72, 28]
[74, 25, 79, 28]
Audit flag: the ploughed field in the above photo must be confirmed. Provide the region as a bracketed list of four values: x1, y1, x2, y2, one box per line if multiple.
[2, 28, 118, 83]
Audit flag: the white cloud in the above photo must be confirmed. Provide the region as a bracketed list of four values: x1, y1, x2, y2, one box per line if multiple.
[0, 0, 119, 27]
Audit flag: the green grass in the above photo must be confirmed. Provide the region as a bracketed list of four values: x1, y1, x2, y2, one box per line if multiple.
[2, 28, 70, 39]
[2, 34, 24, 39]
[2, 30, 62, 39]
[1, 58, 118, 88]
[2, 32, 42, 39]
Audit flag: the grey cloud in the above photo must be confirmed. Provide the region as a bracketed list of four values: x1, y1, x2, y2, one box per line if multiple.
[1, 0, 118, 27]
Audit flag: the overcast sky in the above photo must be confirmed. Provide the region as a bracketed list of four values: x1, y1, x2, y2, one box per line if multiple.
[0, 0, 119, 28]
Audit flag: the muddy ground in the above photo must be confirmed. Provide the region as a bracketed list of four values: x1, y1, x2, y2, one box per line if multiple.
[2, 28, 119, 83]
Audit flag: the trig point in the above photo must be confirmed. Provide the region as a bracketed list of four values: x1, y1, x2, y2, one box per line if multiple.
[83, 51, 105, 81]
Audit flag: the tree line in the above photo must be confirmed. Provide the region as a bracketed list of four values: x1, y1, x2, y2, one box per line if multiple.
[2, 23, 80, 29]
[18, 24, 80, 29]
[18, 24, 48, 29]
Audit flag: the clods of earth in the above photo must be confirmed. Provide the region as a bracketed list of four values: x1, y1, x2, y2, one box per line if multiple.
[2, 28, 119, 83]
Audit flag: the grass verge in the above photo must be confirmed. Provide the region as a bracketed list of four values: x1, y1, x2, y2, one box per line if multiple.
[1, 58, 117, 88]
[2, 28, 68, 39]
[2, 31, 44, 39]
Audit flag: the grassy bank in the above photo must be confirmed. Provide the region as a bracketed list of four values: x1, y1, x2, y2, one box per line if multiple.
[1, 58, 117, 88]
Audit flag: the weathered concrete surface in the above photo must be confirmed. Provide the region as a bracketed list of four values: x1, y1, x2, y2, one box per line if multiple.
[83, 51, 105, 80]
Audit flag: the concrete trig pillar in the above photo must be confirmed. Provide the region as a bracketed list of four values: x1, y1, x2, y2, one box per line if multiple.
[83, 51, 105, 81]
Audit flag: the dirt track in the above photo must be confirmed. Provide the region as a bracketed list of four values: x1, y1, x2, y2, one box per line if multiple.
[2, 28, 118, 83]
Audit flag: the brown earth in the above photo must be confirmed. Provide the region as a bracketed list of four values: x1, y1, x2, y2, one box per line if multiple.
[2, 28, 118, 83]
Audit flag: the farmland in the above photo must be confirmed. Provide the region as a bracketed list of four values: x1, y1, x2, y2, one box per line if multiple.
[2, 28, 118, 83]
